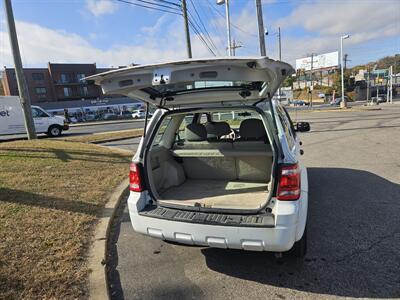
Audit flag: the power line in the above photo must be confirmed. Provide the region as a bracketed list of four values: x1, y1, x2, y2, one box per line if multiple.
[200, 0, 226, 45]
[205, 0, 258, 38]
[115, 0, 216, 56]
[188, 0, 218, 50]
[188, 18, 216, 56]
[158, 0, 181, 7]
[187, 0, 221, 55]
[115, 0, 181, 15]
[134, 0, 181, 11]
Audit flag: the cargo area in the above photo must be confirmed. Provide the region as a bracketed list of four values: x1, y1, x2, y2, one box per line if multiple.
[159, 179, 269, 209]
[146, 113, 275, 211]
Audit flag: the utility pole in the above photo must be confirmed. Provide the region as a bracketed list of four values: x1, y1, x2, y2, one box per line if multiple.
[217, 0, 232, 56]
[231, 39, 242, 56]
[343, 54, 349, 70]
[386, 65, 393, 104]
[390, 65, 393, 103]
[340, 34, 350, 108]
[366, 67, 370, 103]
[278, 27, 281, 61]
[225, 0, 232, 56]
[255, 0, 266, 56]
[181, 0, 192, 58]
[376, 72, 379, 101]
[4, 0, 36, 139]
[310, 53, 314, 108]
[278, 27, 282, 99]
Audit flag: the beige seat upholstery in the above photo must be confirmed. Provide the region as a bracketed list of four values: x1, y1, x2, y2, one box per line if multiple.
[179, 123, 236, 180]
[233, 118, 272, 182]
[169, 120, 272, 183]
[205, 121, 232, 140]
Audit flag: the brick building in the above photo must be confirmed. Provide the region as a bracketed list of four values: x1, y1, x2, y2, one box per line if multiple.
[1, 63, 126, 108]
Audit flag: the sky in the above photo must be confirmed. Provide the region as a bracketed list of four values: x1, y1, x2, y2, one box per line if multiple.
[0, 0, 399, 69]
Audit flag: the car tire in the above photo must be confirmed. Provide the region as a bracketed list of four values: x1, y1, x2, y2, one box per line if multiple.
[47, 125, 62, 137]
[291, 226, 307, 258]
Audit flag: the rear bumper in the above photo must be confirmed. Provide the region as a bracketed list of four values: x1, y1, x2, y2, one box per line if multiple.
[127, 192, 306, 252]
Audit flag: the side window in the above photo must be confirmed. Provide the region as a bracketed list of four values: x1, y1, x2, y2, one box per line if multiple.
[152, 116, 172, 146]
[175, 114, 193, 143]
[31, 108, 39, 118]
[282, 106, 297, 138]
[277, 106, 295, 149]
[31, 107, 48, 118]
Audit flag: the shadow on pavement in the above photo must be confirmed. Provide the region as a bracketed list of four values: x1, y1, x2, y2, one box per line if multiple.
[202, 168, 400, 298]
[107, 196, 205, 300]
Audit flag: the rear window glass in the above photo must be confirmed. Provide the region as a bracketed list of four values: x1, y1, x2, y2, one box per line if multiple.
[152, 116, 172, 145]
[211, 110, 261, 129]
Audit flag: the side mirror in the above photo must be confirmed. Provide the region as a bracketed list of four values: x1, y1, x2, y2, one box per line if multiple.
[295, 122, 310, 132]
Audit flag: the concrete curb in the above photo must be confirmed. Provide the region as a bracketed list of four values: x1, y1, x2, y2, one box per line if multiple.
[91, 134, 142, 144]
[88, 178, 129, 300]
[70, 119, 143, 128]
[294, 107, 382, 113]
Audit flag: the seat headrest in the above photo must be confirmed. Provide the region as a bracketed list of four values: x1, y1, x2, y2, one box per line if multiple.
[185, 123, 207, 141]
[205, 122, 231, 138]
[239, 119, 267, 140]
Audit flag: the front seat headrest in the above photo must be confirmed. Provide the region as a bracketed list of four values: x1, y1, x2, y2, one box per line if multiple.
[185, 123, 207, 141]
[205, 122, 231, 138]
[239, 118, 267, 140]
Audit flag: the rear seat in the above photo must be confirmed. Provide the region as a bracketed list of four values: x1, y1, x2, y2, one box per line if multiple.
[205, 121, 232, 141]
[181, 123, 232, 150]
[233, 119, 272, 182]
[172, 121, 273, 182]
[176, 123, 236, 180]
[233, 118, 271, 151]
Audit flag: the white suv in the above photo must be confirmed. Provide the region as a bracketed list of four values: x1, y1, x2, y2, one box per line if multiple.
[90, 57, 310, 257]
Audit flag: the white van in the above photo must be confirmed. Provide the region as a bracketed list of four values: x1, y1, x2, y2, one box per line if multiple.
[0, 96, 68, 137]
[89, 57, 310, 257]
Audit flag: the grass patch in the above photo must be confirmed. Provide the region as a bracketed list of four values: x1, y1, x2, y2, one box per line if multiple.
[61, 128, 143, 143]
[0, 140, 131, 299]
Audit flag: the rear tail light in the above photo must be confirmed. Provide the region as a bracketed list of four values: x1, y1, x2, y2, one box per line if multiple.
[277, 163, 301, 201]
[129, 163, 144, 192]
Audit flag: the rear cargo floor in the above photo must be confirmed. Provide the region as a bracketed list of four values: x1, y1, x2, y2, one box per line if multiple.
[158, 179, 269, 210]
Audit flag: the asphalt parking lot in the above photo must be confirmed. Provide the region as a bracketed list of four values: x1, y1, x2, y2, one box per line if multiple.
[107, 104, 400, 299]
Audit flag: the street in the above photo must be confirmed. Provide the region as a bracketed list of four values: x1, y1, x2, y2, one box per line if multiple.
[106, 104, 400, 299]
[0, 119, 144, 141]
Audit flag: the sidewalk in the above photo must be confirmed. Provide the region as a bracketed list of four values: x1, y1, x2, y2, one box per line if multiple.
[69, 118, 143, 127]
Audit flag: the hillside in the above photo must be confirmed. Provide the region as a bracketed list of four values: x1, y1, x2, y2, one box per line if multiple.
[351, 54, 400, 74]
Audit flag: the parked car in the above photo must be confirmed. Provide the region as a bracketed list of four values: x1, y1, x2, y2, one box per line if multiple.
[102, 112, 118, 120]
[292, 100, 308, 106]
[330, 96, 349, 106]
[89, 57, 310, 258]
[132, 109, 153, 119]
[372, 95, 386, 103]
[0, 96, 68, 137]
[132, 109, 146, 119]
[120, 111, 133, 119]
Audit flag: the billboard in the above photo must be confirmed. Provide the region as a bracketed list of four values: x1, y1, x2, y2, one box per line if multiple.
[296, 51, 339, 71]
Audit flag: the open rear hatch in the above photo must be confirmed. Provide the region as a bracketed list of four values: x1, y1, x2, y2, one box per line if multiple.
[89, 57, 294, 214]
[86, 57, 294, 108]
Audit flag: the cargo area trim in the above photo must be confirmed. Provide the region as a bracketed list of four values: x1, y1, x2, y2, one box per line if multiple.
[139, 205, 275, 228]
